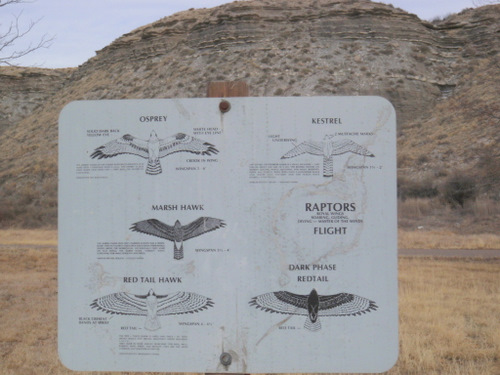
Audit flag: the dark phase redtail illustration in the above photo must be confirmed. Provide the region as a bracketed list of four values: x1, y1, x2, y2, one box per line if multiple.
[250, 288, 377, 331]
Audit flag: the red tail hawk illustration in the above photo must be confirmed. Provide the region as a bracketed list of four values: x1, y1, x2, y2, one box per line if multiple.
[91, 289, 213, 331]
[250, 288, 377, 331]
[281, 135, 374, 177]
[130, 217, 226, 260]
[91, 131, 218, 175]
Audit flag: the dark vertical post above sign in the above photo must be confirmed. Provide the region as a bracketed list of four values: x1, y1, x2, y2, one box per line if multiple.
[207, 81, 249, 375]
[207, 81, 249, 98]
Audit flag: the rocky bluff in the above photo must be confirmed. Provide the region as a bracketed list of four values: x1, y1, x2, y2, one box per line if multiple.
[0, 0, 498, 227]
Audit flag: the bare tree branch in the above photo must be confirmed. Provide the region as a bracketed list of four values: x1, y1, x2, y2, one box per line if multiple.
[0, 0, 34, 9]
[0, 0, 54, 66]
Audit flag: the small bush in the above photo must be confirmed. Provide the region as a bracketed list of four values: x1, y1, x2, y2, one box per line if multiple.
[397, 153, 411, 168]
[442, 172, 477, 208]
[380, 45, 394, 55]
[398, 176, 439, 200]
[475, 147, 500, 199]
[470, 198, 500, 217]
[398, 197, 434, 219]
[417, 154, 429, 165]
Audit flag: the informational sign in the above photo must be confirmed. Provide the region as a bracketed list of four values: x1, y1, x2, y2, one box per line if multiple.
[58, 96, 398, 373]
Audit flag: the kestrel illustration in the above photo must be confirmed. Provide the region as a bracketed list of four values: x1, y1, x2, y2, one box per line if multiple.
[130, 217, 226, 260]
[249, 288, 377, 331]
[90, 131, 218, 175]
[281, 135, 374, 177]
[90, 289, 214, 331]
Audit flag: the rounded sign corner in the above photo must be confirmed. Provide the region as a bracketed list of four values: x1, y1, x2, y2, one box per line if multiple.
[58, 101, 82, 124]
[373, 95, 396, 111]
[58, 347, 84, 372]
[375, 346, 400, 373]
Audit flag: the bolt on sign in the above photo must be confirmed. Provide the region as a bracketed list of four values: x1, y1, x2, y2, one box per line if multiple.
[58, 96, 398, 373]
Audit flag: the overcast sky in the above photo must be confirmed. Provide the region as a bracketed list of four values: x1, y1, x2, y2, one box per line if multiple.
[1, 0, 481, 68]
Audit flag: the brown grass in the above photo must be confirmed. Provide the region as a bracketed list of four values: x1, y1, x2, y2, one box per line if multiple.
[0, 234, 499, 374]
[394, 257, 500, 375]
[0, 229, 57, 246]
[398, 197, 500, 236]
[399, 229, 500, 250]
[2, 228, 499, 251]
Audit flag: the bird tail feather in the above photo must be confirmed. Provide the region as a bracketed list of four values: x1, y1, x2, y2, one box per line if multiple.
[323, 156, 333, 177]
[144, 316, 161, 331]
[146, 158, 162, 175]
[174, 242, 184, 260]
[304, 318, 321, 332]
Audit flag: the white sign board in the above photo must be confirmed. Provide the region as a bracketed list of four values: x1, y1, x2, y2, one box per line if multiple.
[59, 96, 398, 373]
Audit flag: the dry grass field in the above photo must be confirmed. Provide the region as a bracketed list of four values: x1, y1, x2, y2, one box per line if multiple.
[0, 231, 499, 374]
[0, 229, 57, 246]
[2, 228, 499, 250]
[399, 230, 500, 250]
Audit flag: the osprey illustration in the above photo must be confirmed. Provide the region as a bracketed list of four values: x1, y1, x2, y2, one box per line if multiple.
[90, 131, 218, 175]
[130, 217, 226, 260]
[90, 289, 213, 331]
[249, 288, 377, 331]
[281, 135, 374, 177]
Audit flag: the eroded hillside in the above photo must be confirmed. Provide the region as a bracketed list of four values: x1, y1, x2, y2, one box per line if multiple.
[0, 0, 498, 227]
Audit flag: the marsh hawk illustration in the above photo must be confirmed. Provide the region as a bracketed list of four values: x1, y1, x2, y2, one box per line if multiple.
[130, 217, 226, 260]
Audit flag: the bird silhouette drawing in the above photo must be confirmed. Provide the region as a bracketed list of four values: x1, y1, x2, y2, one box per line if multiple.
[249, 288, 378, 331]
[281, 135, 375, 177]
[130, 217, 226, 260]
[91, 289, 214, 331]
[90, 131, 218, 175]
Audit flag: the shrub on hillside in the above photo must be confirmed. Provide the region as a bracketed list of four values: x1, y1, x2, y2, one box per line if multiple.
[398, 175, 439, 200]
[442, 172, 477, 208]
[475, 147, 500, 199]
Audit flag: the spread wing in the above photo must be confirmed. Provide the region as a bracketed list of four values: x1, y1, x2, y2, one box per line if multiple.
[154, 291, 214, 316]
[318, 293, 378, 316]
[249, 291, 309, 316]
[130, 219, 176, 241]
[90, 134, 149, 159]
[281, 140, 324, 158]
[181, 217, 226, 241]
[90, 292, 149, 316]
[330, 139, 375, 156]
[159, 133, 218, 158]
